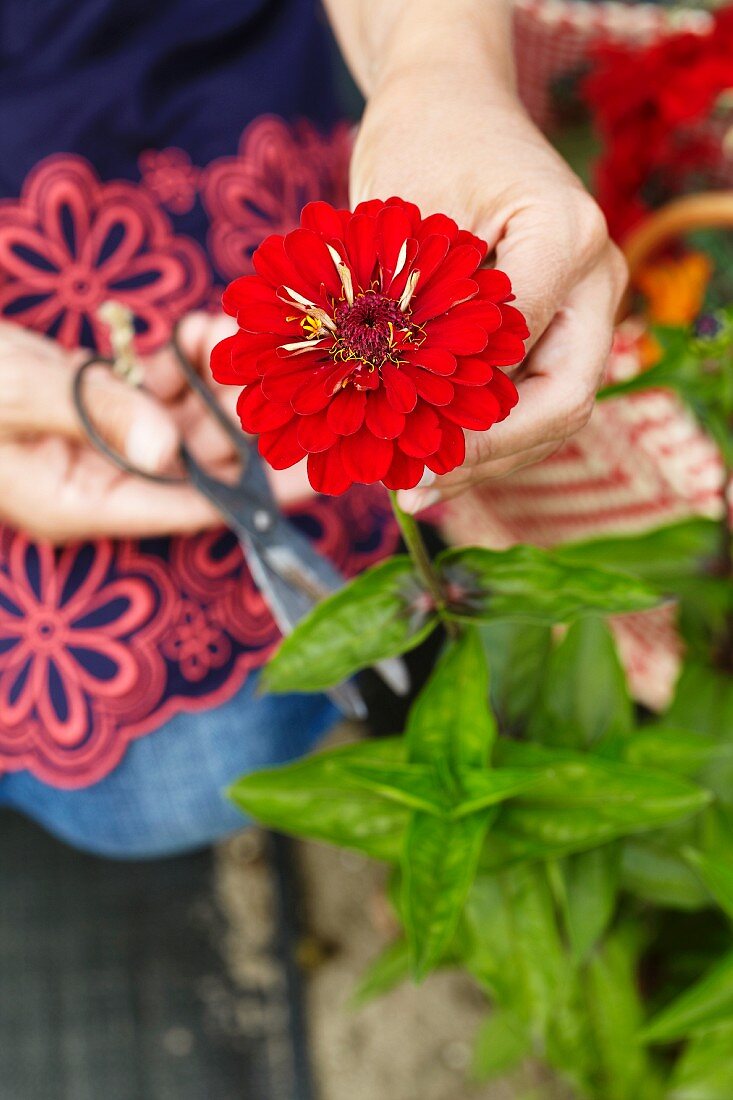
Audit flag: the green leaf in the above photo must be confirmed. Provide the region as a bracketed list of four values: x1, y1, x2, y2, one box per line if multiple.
[350, 939, 410, 1008]
[641, 951, 733, 1044]
[229, 739, 409, 860]
[471, 1009, 531, 1082]
[405, 627, 495, 771]
[561, 846, 620, 963]
[338, 761, 451, 815]
[685, 848, 733, 921]
[340, 760, 543, 819]
[402, 809, 492, 980]
[482, 742, 711, 867]
[624, 728, 721, 777]
[481, 620, 552, 733]
[557, 518, 720, 590]
[262, 556, 438, 693]
[621, 842, 710, 911]
[585, 927, 661, 1100]
[528, 617, 632, 750]
[438, 544, 660, 625]
[464, 865, 569, 1033]
[669, 1021, 733, 1099]
[452, 767, 546, 818]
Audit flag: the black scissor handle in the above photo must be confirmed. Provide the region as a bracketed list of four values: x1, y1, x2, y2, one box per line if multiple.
[72, 354, 187, 485]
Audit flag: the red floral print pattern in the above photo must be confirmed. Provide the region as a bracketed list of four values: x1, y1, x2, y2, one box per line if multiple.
[0, 155, 210, 353]
[139, 148, 201, 215]
[202, 115, 351, 281]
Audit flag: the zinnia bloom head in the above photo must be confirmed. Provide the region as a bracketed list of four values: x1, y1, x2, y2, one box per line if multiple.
[211, 197, 528, 494]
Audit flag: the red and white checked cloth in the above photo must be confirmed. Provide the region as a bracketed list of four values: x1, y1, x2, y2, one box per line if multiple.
[442, 2, 729, 709]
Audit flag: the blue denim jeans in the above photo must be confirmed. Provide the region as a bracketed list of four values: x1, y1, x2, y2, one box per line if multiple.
[0, 676, 338, 860]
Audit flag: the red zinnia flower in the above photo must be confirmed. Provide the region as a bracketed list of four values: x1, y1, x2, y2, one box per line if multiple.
[211, 197, 527, 495]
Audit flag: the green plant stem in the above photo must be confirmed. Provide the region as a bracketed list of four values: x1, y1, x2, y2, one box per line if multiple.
[389, 491, 459, 640]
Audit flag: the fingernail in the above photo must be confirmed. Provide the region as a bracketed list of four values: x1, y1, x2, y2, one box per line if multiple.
[396, 487, 441, 515]
[126, 419, 171, 472]
[418, 469, 436, 489]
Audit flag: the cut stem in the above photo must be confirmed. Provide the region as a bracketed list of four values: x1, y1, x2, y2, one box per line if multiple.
[389, 491, 459, 639]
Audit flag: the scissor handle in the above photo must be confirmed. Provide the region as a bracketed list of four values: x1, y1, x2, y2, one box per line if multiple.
[73, 323, 254, 485]
[72, 354, 186, 485]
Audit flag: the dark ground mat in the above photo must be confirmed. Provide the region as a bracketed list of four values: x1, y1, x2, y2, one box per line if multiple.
[0, 811, 314, 1100]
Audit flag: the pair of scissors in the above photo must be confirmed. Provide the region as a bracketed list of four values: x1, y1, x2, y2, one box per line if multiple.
[73, 305, 409, 720]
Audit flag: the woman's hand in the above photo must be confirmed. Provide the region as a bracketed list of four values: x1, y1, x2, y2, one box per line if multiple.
[327, 0, 628, 512]
[0, 315, 313, 543]
[0, 318, 224, 542]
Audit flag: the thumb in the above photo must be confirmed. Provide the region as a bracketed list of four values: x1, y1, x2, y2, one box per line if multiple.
[4, 352, 180, 474]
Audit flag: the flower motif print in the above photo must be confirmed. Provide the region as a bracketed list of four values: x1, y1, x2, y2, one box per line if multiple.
[0, 155, 210, 352]
[139, 148, 201, 215]
[0, 535, 163, 774]
[161, 597, 231, 683]
[202, 115, 351, 281]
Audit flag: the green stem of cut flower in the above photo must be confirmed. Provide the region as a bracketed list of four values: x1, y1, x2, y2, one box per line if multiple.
[389, 491, 459, 639]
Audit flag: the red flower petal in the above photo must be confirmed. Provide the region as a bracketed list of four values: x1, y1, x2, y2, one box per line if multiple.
[381, 361, 417, 414]
[483, 330, 527, 367]
[260, 361, 317, 404]
[408, 347, 457, 376]
[451, 298, 503, 333]
[399, 403, 442, 458]
[345, 215, 377, 293]
[500, 303, 531, 339]
[382, 449, 425, 491]
[210, 334, 260, 385]
[411, 278, 479, 325]
[341, 427, 393, 484]
[376, 204, 412, 287]
[401, 362, 455, 406]
[491, 369, 520, 419]
[291, 369, 334, 415]
[416, 212, 458, 244]
[450, 357, 494, 386]
[300, 200, 348, 240]
[252, 235, 300, 291]
[284, 228, 342, 300]
[426, 419, 466, 475]
[237, 385, 294, 432]
[297, 409, 338, 453]
[411, 234, 451, 289]
[441, 385, 501, 431]
[364, 387, 406, 439]
[258, 421, 307, 469]
[424, 317, 489, 355]
[386, 238, 418, 298]
[474, 268, 513, 303]
[327, 387, 367, 436]
[455, 229, 489, 261]
[307, 445, 353, 495]
[419, 243, 483, 290]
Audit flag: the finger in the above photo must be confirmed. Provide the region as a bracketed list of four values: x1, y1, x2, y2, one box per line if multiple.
[397, 258, 619, 514]
[0, 347, 181, 476]
[141, 311, 238, 401]
[0, 437, 226, 542]
[493, 200, 612, 351]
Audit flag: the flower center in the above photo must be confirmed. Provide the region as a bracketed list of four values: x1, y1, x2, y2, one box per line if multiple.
[332, 291, 406, 369]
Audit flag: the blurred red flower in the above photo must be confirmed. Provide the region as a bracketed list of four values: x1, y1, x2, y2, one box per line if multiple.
[211, 197, 527, 495]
